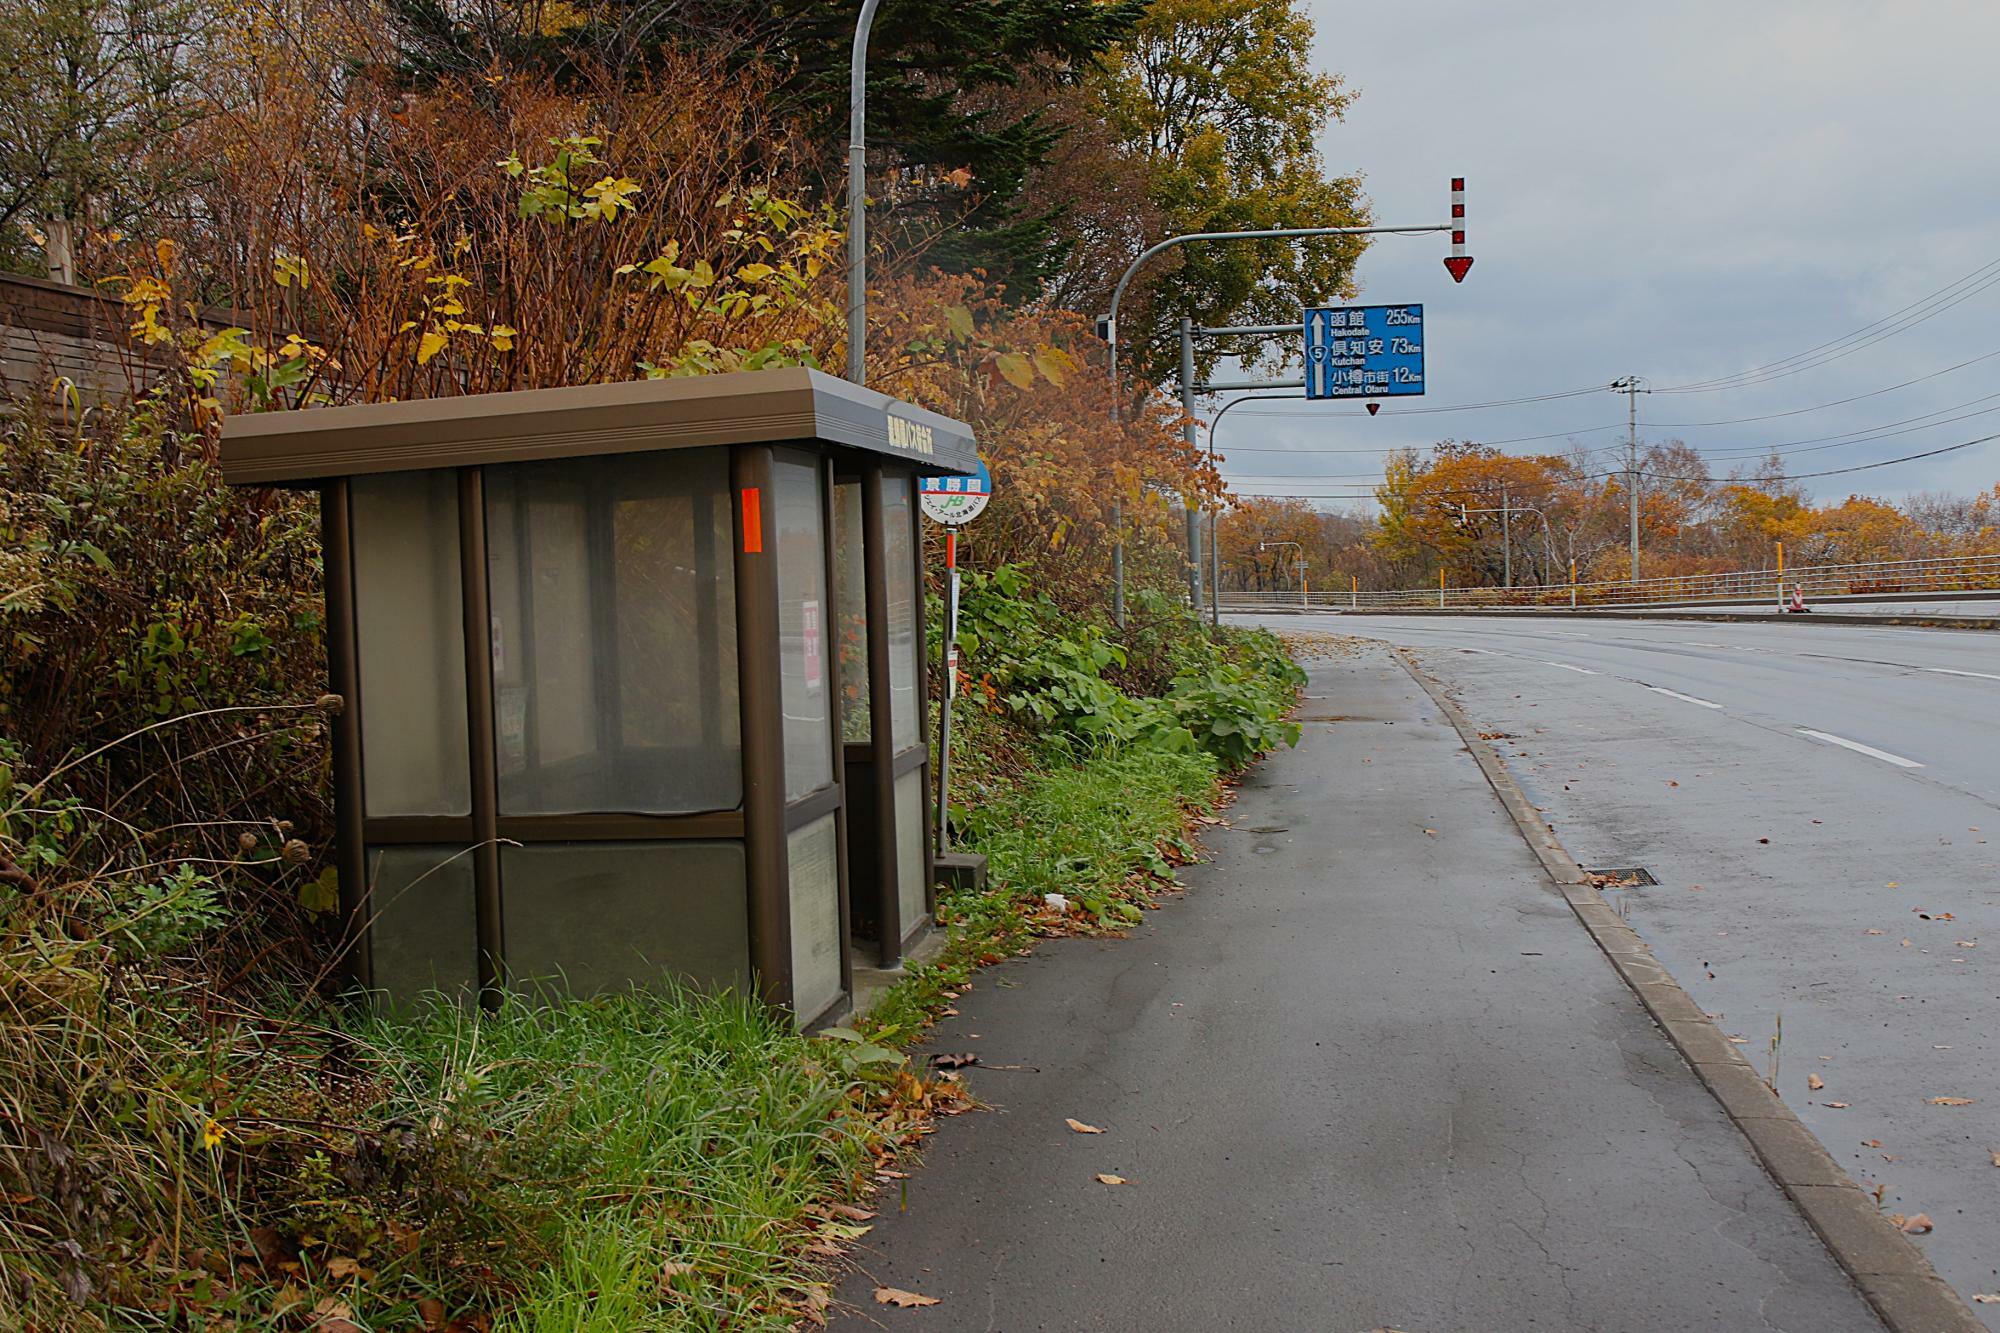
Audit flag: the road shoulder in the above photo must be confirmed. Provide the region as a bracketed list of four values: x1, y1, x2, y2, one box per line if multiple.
[1392, 645, 1983, 1333]
[830, 639, 1883, 1331]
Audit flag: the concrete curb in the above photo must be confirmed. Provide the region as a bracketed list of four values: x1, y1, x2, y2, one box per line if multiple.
[1391, 646, 1984, 1333]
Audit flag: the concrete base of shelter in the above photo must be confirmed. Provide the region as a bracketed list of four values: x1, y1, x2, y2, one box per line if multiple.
[845, 925, 948, 1025]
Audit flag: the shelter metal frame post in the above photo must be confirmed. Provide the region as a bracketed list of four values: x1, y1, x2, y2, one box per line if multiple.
[320, 480, 371, 993]
[912, 490, 936, 919]
[456, 467, 505, 1012]
[817, 455, 856, 1014]
[734, 445, 795, 1009]
[859, 462, 901, 966]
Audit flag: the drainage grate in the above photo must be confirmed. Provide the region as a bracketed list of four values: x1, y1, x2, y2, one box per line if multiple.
[1585, 866, 1658, 888]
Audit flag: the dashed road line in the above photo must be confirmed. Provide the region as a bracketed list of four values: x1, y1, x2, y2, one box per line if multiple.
[1924, 667, 2000, 681]
[1646, 685, 1724, 709]
[1795, 728, 1925, 769]
[1540, 661, 1598, 674]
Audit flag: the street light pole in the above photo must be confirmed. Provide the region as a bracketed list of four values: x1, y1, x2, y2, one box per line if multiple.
[1205, 389, 1307, 626]
[1259, 540, 1306, 608]
[845, 0, 883, 384]
[1179, 316, 1203, 612]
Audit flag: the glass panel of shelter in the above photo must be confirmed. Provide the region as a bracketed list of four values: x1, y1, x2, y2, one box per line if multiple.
[484, 449, 741, 816]
[829, 467, 932, 962]
[349, 447, 860, 1028]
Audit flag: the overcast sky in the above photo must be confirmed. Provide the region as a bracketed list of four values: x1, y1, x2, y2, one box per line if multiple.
[1215, 1, 2000, 512]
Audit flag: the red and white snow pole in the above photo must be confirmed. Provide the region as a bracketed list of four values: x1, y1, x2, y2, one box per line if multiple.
[1444, 178, 1474, 283]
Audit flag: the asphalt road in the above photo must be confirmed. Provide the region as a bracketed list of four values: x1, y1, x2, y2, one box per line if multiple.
[1235, 612, 2000, 1321]
[833, 641, 1880, 1331]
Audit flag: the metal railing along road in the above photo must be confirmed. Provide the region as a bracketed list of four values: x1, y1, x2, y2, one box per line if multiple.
[1216, 553, 2000, 613]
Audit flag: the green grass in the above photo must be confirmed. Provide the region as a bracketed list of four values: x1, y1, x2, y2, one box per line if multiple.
[5, 741, 1228, 1333]
[860, 742, 1220, 1043]
[349, 987, 877, 1332]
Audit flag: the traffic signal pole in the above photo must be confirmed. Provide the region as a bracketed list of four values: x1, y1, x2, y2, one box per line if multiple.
[1099, 182, 1470, 628]
[1181, 316, 1203, 611]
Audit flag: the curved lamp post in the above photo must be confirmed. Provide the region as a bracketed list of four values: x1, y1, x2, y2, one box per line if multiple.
[846, 0, 883, 384]
[1204, 389, 1305, 624]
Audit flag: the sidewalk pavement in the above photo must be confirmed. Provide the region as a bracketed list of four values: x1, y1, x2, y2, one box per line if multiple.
[830, 640, 1883, 1332]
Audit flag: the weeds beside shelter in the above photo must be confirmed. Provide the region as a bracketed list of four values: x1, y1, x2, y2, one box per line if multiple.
[220, 368, 976, 1027]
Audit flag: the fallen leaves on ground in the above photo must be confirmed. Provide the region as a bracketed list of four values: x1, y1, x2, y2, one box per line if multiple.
[1895, 1213, 1934, 1235]
[1065, 1118, 1104, 1134]
[1974, 1293, 2000, 1305]
[1930, 1096, 1976, 1106]
[1825, 1102, 1850, 1109]
[874, 1287, 941, 1308]
[1094, 1173, 1127, 1186]
[1808, 1075, 1825, 1090]
[1864, 928, 1886, 936]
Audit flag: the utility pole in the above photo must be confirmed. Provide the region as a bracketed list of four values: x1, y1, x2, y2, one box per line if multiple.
[1609, 376, 1650, 581]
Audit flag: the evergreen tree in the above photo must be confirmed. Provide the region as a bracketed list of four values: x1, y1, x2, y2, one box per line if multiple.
[372, 0, 1149, 293]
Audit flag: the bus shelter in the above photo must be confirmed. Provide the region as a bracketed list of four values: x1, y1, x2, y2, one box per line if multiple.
[220, 369, 976, 1027]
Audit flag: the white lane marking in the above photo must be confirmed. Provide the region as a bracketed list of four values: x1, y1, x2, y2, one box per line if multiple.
[1647, 686, 1724, 709]
[1796, 728, 1925, 769]
[1924, 667, 2000, 681]
[1541, 661, 1598, 674]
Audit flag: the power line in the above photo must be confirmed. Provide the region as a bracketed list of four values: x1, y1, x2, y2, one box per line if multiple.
[1655, 258, 2000, 393]
[1219, 341, 2000, 456]
[1636, 433, 1999, 485]
[1225, 431, 2000, 497]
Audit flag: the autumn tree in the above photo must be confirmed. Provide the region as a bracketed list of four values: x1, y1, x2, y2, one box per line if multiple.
[1064, 0, 1370, 385]
[366, 0, 1149, 293]
[1371, 443, 1571, 585]
[0, 0, 218, 275]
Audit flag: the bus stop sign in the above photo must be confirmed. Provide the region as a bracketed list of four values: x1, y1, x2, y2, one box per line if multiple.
[920, 458, 992, 525]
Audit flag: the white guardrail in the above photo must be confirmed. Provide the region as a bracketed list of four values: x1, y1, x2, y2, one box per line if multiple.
[1217, 553, 2000, 612]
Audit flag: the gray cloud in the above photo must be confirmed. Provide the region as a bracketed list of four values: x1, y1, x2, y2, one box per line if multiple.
[1212, 1, 2000, 508]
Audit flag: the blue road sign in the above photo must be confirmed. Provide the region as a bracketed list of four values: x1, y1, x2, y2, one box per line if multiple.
[1303, 304, 1425, 400]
